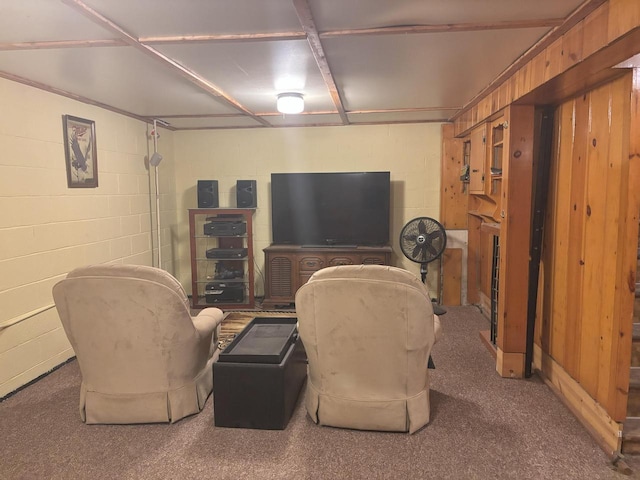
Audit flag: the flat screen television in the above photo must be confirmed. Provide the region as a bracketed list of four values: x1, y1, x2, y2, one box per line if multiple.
[271, 171, 390, 246]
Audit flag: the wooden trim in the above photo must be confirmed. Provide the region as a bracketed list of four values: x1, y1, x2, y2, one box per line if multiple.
[347, 106, 461, 114]
[292, 0, 349, 125]
[0, 39, 126, 50]
[479, 330, 498, 360]
[318, 19, 565, 38]
[169, 119, 448, 131]
[534, 344, 622, 457]
[140, 32, 307, 44]
[60, 0, 271, 127]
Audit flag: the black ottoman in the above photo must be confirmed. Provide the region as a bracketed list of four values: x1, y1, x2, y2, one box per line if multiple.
[213, 317, 307, 430]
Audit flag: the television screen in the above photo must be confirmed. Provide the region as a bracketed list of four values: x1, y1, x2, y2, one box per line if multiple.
[271, 172, 390, 246]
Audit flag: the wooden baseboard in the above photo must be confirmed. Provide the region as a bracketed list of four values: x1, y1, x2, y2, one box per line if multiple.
[479, 330, 497, 360]
[533, 344, 622, 457]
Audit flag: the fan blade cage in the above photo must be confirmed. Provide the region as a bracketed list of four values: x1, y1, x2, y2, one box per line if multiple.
[399, 217, 447, 264]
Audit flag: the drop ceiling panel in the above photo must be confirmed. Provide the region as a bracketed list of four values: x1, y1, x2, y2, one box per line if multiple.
[0, 1, 595, 130]
[157, 40, 335, 114]
[82, 0, 302, 37]
[0, 0, 115, 43]
[323, 28, 550, 111]
[0, 47, 239, 116]
[310, 0, 586, 30]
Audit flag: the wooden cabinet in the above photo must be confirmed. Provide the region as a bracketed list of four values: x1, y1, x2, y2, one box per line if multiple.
[469, 123, 487, 194]
[262, 245, 392, 309]
[464, 105, 535, 377]
[188, 208, 255, 309]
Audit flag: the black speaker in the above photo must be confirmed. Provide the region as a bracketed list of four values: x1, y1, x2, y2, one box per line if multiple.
[236, 180, 257, 208]
[197, 180, 219, 208]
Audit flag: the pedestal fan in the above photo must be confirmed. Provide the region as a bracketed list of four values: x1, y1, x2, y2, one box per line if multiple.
[399, 217, 447, 315]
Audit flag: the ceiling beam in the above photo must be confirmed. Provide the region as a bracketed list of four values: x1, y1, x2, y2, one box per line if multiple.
[0, 39, 126, 51]
[140, 32, 306, 45]
[59, 0, 272, 127]
[0, 17, 565, 51]
[174, 118, 448, 131]
[347, 106, 461, 114]
[319, 18, 565, 38]
[155, 106, 461, 119]
[292, 0, 349, 125]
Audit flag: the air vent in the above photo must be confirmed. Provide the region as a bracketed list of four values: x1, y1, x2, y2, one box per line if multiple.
[270, 257, 292, 297]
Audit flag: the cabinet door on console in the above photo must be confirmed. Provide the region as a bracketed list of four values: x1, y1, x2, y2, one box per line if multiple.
[268, 256, 294, 299]
[299, 256, 324, 272]
[328, 256, 356, 267]
[361, 255, 386, 265]
[298, 256, 325, 288]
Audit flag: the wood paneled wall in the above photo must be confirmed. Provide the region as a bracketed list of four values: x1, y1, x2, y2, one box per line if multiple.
[537, 73, 635, 421]
[453, 0, 640, 137]
[440, 124, 468, 229]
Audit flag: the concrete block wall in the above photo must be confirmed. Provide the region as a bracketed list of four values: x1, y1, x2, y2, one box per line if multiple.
[173, 124, 442, 297]
[0, 78, 176, 398]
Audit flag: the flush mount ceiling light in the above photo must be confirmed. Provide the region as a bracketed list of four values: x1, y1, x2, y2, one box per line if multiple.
[277, 92, 304, 114]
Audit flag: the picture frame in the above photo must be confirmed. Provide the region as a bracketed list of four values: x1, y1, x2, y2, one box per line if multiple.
[62, 115, 98, 188]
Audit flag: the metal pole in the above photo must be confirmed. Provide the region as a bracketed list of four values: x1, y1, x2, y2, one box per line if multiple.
[153, 119, 162, 269]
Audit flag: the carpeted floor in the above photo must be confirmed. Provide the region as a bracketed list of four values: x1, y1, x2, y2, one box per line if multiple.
[0, 306, 632, 479]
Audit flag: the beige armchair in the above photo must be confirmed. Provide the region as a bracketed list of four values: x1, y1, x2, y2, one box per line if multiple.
[52, 264, 223, 424]
[295, 264, 442, 433]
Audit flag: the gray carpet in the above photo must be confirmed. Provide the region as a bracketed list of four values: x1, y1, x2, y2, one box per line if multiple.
[0, 306, 628, 479]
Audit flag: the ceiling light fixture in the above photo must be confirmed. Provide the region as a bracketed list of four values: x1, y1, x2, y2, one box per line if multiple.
[277, 92, 304, 114]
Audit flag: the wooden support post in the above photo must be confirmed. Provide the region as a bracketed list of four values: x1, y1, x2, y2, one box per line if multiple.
[496, 105, 535, 378]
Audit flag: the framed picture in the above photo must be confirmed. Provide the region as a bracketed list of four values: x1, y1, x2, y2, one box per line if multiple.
[62, 115, 98, 188]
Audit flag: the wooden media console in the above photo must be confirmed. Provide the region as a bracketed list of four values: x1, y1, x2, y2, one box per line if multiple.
[262, 244, 392, 309]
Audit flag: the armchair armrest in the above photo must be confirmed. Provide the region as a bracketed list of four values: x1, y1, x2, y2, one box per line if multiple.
[192, 307, 224, 339]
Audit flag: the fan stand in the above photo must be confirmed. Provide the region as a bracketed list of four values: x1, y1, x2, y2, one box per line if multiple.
[419, 262, 447, 317]
[420, 263, 428, 283]
[418, 261, 443, 370]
